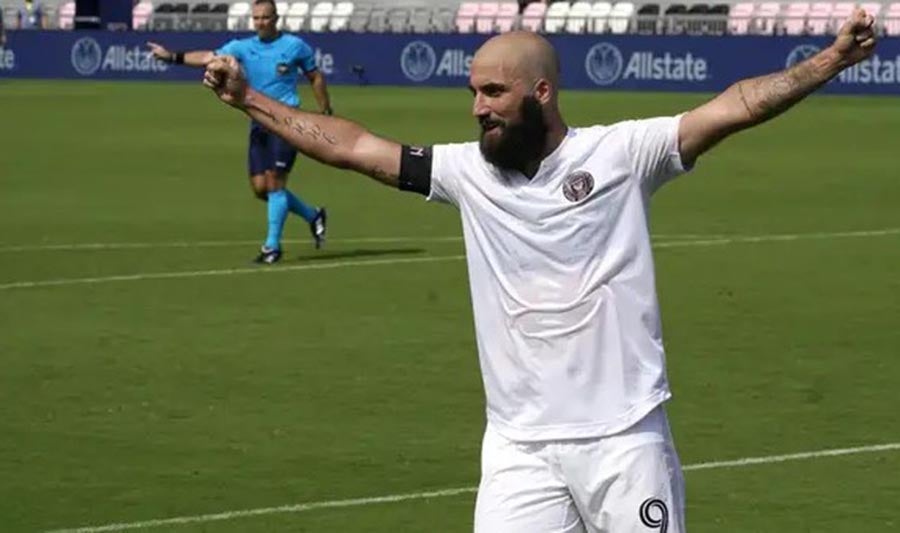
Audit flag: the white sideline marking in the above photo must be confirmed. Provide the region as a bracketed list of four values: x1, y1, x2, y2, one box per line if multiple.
[1, 227, 896, 254]
[0, 236, 465, 253]
[45, 441, 900, 533]
[2, 227, 898, 291]
[0, 233, 728, 253]
[0, 255, 467, 291]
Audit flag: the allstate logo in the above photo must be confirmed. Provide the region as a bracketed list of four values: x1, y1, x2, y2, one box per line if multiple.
[71, 37, 103, 76]
[785, 44, 821, 69]
[400, 41, 436, 82]
[585, 43, 624, 86]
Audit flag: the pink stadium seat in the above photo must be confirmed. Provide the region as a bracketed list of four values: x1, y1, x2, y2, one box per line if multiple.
[754, 2, 781, 34]
[826, 2, 854, 33]
[886, 3, 900, 36]
[859, 1, 882, 17]
[58, 1, 75, 29]
[783, 2, 809, 35]
[476, 2, 499, 33]
[728, 2, 754, 35]
[132, 1, 153, 30]
[521, 1, 547, 31]
[806, 2, 832, 35]
[456, 1, 479, 32]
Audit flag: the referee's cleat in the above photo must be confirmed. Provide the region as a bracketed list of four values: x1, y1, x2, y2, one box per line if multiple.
[310, 207, 327, 249]
[253, 246, 282, 265]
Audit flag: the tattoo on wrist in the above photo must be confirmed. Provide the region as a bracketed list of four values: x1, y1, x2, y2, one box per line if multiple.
[369, 166, 391, 182]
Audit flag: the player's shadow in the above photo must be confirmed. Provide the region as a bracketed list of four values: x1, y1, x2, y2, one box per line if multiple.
[295, 247, 426, 262]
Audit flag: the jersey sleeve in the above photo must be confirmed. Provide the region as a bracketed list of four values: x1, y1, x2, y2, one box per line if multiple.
[294, 40, 317, 73]
[623, 114, 691, 196]
[215, 39, 243, 61]
[428, 143, 467, 207]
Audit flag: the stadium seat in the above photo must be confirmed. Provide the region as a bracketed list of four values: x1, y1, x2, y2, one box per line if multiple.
[885, 3, 900, 36]
[386, 7, 410, 32]
[565, 1, 593, 33]
[284, 2, 309, 31]
[57, 0, 75, 29]
[309, 1, 334, 32]
[783, 2, 809, 35]
[753, 2, 781, 35]
[475, 2, 500, 33]
[495, 2, 518, 32]
[190, 3, 213, 30]
[151, 2, 175, 30]
[608, 1, 634, 33]
[132, 1, 153, 30]
[433, 6, 456, 32]
[587, 1, 611, 32]
[636, 2, 658, 34]
[348, 3, 372, 31]
[367, 7, 388, 32]
[664, 3, 686, 34]
[686, 3, 709, 35]
[805, 2, 832, 35]
[329, 1, 354, 31]
[707, 3, 729, 34]
[408, 6, 432, 32]
[727, 1, 752, 34]
[275, 2, 288, 28]
[208, 2, 229, 30]
[227, 1, 250, 30]
[456, 1, 478, 33]
[544, 1, 570, 33]
[827, 1, 853, 34]
[520, 1, 547, 31]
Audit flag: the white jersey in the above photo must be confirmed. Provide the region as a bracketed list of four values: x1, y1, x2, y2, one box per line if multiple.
[428, 115, 689, 441]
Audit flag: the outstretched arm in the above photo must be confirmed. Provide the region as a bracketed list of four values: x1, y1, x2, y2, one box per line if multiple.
[147, 42, 216, 67]
[679, 8, 877, 167]
[305, 70, 334, 116]
[205, 55, 401, 187]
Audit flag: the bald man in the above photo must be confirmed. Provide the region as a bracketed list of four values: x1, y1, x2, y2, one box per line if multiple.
[204, 13, 876, 533]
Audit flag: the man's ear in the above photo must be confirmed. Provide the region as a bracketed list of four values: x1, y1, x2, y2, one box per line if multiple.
[533, 79, 553, 105]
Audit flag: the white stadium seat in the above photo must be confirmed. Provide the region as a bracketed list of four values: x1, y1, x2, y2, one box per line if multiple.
[284, 1, 310, 31]
[309, 1, 334, 32]
[227, 2, 250, 30]
[544, 1, 570, 33]
[608, 1, 634, 34]
[329, 1, 354, 31]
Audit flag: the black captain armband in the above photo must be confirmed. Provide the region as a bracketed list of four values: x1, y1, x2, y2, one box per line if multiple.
[398, 145, 433, 196]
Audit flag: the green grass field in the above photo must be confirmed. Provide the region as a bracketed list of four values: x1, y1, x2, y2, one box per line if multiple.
[0, 80, 898, 532]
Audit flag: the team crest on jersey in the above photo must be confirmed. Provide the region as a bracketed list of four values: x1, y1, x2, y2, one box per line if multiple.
[277, 62, 290, 75]
[562, 170, 594, 202]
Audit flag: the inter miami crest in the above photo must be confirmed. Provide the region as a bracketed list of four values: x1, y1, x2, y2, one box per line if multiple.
[562, 170, 594, 202]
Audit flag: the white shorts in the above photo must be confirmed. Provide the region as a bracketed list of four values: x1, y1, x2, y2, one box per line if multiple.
[474, 405, 685, 533]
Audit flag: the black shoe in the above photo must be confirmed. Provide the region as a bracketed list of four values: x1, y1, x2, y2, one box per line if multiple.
[253, 246, 282, 264]
[310, 207, 327, 249]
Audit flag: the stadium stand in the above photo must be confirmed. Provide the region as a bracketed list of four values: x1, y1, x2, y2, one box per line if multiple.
[0, 0, 895, 36]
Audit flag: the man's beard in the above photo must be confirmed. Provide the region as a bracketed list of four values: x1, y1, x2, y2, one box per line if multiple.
[479, 96, 548, 173]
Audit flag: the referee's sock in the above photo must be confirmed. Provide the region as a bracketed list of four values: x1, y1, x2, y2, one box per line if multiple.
[285, 189, 317, 223]
[264, 189, 289, 251]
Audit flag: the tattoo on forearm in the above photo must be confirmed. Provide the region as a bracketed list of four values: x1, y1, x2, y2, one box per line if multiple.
[255, 104, 337, 146]
[737, 56, 832, 124]
[281, 115, 338, 145]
